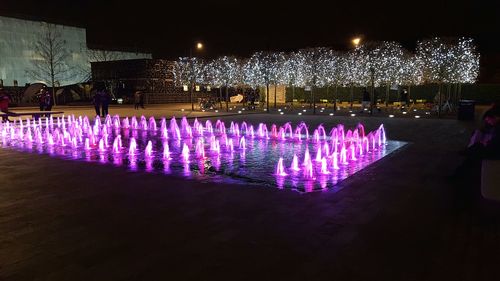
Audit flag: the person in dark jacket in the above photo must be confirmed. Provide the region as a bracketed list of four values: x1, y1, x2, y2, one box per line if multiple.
[92, 90, 101, 117]
[451, 105, 500, 202]
[100, 89, 111, 117]
[0, 87, 11, 121]
[38, 88, 47, 111]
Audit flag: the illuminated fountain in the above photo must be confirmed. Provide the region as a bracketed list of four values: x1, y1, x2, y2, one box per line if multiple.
[0, 115, 404, 193]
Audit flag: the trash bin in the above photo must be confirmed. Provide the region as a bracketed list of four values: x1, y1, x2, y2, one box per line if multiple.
[458, 100, 475, 121]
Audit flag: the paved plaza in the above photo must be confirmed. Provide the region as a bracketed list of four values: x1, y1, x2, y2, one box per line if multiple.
[1, 106, 500, 280]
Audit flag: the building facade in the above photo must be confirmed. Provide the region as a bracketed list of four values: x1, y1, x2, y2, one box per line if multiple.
[0, 15, 152, 87]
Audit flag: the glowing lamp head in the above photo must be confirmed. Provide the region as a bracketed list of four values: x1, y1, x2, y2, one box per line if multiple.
[352, 37, 361, 47]
[196, 42, 203, 50]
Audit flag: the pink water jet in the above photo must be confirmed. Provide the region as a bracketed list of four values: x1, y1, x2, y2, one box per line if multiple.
[160, 118, 167, 132]
[290, 154, 300, 171]
[161, 127, 169, 139]
[227, 138, 234, 152]
[99, 139, 106, 152]
[248, 125, 255, 138]
[320, 157, 330, 174]
[71, 137, 78, 148]
[140, 118, 148, 130]
[112, 136, 122, 153]
[195, 139, 205, 158]
[210, 138, 220, 155]
[313, 129, 320, 142]
[323, 143, 330, 157]
[303, 148, 311, 166]
[145, 141, 153, 158]
[205, 120, 213, 135]
[340, 144, 348, 165]
[84, 138, 90, 150]
[182, 143, 190, 162]
[162, 142, 171, 160]
[331, 152, 340, 170]
[131, 116, 138, 129]
[129, 138, 137, 155]
[149, 117, 157, 131]
[315, 147, 322, 162]
[275, 158, 288, 176]
[239, 136, 246, 150]
[303, 159, 314, 179]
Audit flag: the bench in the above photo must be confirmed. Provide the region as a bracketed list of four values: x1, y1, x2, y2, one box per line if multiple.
[481, 160, 500, 202]
[8, 111, 65, 120]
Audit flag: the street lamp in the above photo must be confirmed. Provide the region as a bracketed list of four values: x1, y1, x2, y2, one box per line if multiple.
[189, 42, 203, 111]
[352, 37, 361, 48]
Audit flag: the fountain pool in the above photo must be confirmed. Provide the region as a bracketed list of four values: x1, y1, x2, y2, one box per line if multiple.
[0, 115, 406, 193]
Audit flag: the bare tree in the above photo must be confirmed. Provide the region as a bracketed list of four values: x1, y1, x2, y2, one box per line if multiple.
[27, 23, 71, 106]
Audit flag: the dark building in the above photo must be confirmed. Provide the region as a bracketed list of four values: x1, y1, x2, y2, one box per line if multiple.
[91, 59, 212, 103]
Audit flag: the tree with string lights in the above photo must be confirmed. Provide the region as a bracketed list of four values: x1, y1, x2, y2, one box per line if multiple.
[451, 38, 480, 101]
[367, 41, 405, 106]
[244, 51, 275, 112]
[417, 37, 458, 116]
[344, 46, 370, 109]
[282, 51, 306, 108]
[211, 56, 240, 112]
[399, 51, 424, 103]
[296, 48, 330, 114]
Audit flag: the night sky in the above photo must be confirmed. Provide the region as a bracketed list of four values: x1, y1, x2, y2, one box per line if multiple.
[1, 0, 499, 59]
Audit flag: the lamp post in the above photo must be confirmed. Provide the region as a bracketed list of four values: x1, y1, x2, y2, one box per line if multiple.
[352, 37, 361, 48]
[189, 42, 203, 111]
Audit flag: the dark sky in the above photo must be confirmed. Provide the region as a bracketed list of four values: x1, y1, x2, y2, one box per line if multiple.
[1, 0, 499, 59]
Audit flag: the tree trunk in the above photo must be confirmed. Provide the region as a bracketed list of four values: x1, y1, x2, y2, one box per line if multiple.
[350, 85, 354, 109]
[291, 85, 295, 108]
[438, 83, 442, 118]
[458, 83, 462, 102]
[274, 84, 277, 108]
[225, 85, 229, 112]
[312, 86, 316, 114]
[309, 88, 313, 109]
[408, 85, 411, 103]
[385, 84, 390, 108]
[219, 88, 223, 109]
[333, 84, 338, 112]
[190, 81, 194, 111]
[266, 83, 270, 112]
[326, 86, 329, 108]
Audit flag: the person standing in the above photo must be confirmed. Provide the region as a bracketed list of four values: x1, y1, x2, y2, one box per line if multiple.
[0, 87, 11, 121]
[100, 88, 110, 117]
[139, 91, 145, 109]
[134, 91, 141, 110]
[92, 89, 101, 117]
[44, 90, 53, 111]
[38, 87, 47, 111]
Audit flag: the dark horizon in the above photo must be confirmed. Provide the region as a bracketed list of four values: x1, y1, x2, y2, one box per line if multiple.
[1, 0, 499, 60]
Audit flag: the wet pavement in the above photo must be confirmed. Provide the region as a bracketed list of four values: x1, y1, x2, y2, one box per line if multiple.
[1, 113, 499, 280]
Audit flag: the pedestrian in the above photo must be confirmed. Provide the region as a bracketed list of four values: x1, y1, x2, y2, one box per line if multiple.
[0, 87, 11, 121]
[38, 87, 47, 111]
[44, 90, 53, 111]
[100, 88, 111, 117]
[92, 88, 101, 117]
[134, 91, 141, 110]
[139, 91, 145, 109]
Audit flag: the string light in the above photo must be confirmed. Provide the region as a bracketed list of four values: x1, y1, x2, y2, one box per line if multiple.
[170, 38, 479, 91]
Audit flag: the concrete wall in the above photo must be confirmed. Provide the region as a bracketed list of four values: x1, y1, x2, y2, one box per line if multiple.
[0, 16, 151, 87]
